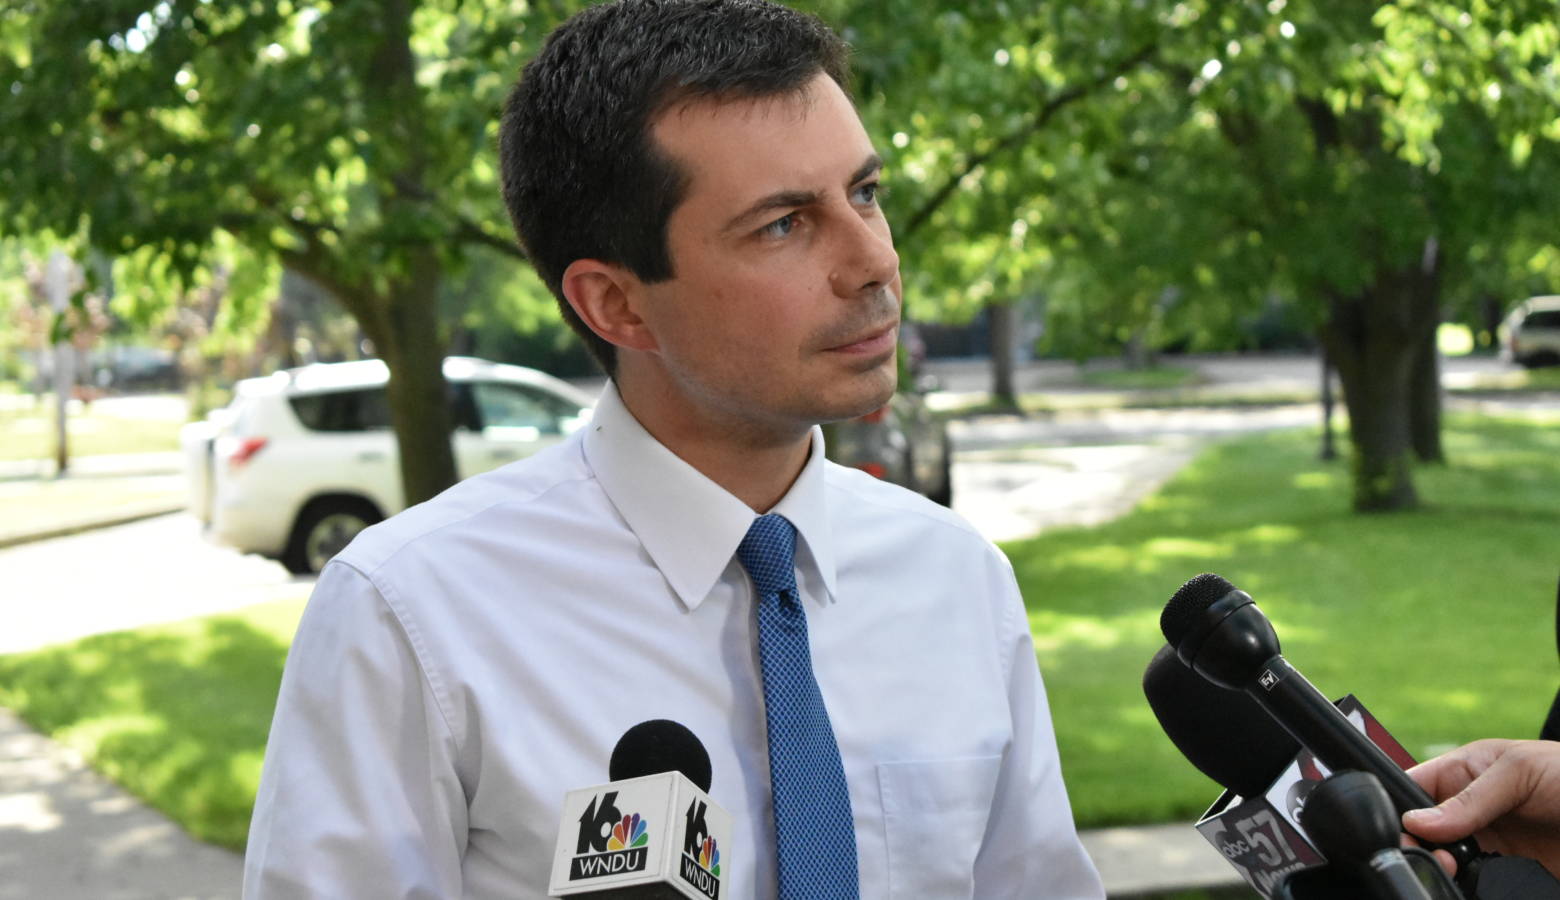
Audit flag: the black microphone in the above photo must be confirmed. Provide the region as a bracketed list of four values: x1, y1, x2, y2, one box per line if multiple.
[1299, 771, 1436, 900]
[549, 720, 730, 898]
[1159, 572, 1482, 877]
[1143, 642, 1302, 798]
[609, 719, 713, 792]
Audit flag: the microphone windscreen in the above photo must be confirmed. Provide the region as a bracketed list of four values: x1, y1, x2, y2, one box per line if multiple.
[1143, 643, 1299, 798]
[608, 719, 713, 793]
[1160, 572, 1240, 647]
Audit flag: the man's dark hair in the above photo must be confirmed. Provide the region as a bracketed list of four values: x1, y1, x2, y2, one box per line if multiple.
[498, 0, 851, 376]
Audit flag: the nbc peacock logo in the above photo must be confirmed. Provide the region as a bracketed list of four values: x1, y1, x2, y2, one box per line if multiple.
[569, 792, 651, 880]
[679, 799, 722, 899]
[609, 813, 649, 851]
[697, 836, 721, 877]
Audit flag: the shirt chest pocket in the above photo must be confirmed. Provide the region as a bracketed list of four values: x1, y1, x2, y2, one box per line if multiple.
[876, 755, 1003, 899]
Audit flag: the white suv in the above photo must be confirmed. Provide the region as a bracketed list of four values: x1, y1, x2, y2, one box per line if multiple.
[1502, 296, 1560, 368]
[183, 357, 593, 574]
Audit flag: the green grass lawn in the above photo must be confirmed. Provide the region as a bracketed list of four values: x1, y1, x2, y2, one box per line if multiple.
[1016, 414, 1560, 828]
[0, 402, 183, 460]
[1520, 365, 1560, 389]
[0, 600, 306, 849]
[0, 414, 1555, 852]
[0, 474, 187, 542]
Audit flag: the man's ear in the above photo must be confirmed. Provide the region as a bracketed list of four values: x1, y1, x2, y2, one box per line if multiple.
[560, 259, 658, 353]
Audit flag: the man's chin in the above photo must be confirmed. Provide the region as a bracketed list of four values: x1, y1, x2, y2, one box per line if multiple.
[816, 372, 898, 424]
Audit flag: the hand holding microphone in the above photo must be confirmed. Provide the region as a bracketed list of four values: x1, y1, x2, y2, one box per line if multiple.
[1404, 739, 1560, 881]
[1158, 572, 1480, 871]
[1153, 572, 1560, 900]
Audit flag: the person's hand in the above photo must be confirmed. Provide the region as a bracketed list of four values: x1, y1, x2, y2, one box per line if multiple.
[1402, 738, 1560, 879]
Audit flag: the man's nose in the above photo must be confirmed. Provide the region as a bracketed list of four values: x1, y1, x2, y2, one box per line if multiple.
[830, 212, 899, 300]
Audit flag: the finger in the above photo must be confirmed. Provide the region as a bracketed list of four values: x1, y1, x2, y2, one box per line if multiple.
[1406, 739, 1508, 802]
[1403, 750, 1528, 840]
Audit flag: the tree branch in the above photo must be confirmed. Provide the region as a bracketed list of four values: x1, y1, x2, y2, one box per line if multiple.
[453, 215, 529, 262]
[899, 41, 1159, 240]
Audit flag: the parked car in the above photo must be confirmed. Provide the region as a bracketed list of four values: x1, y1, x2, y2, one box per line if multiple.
[1502, 295, 1560, 368]
[181, 357, 593, 574]
[825, 379, 953, 507]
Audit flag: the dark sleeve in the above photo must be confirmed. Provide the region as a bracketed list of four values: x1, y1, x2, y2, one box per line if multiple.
[1543, 572, 1560, 742]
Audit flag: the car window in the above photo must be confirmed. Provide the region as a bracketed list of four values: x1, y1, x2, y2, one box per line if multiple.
[473, 381, 578, 434]
[289, 388, 392, 432]
[1523, 310, 1560, 330]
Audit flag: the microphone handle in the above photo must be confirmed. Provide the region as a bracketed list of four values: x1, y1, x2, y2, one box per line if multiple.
[1248, 656, 1482, 870]
[1365, 848, 1436, 900]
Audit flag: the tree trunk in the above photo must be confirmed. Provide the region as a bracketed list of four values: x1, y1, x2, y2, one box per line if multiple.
[381, 251, 456, 507]
[988, 300, 1018, 410]
[1319, 289, 1418, 511]
[1408, 321, 1444, 464]
[1318, 237, 1441, 511]
[362, 0, 456, 507]
[1319, 343, 1338, 461]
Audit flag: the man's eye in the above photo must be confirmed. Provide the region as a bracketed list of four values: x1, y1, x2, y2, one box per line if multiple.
[760, 214, 795, 239]
[853, 182, 881, 205]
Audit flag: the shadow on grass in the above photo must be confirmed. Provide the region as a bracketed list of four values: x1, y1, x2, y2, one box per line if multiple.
[0, 615, 290, 850]
[1008, 417, 1560, 828]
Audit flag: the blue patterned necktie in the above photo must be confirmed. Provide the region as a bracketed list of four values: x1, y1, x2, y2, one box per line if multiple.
[736, 514, 860, 900]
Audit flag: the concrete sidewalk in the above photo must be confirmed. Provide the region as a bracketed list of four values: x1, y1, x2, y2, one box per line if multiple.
[0, 708, 242, 900]
[0, 441, 1253, 898]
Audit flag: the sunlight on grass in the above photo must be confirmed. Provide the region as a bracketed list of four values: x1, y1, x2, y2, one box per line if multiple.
[1030, 610, 1159, 654]
[1142, 537, 1233, 560]
[1291, 471, 1336, 490]
[1439, 690, 1484, 714]
[0, 406, 183, 460]
[1048, 543, 1137, 570]
[1240, 524, 1301, 544]
[0, 599, 305, 849]
[1008, 415, 1560, 827]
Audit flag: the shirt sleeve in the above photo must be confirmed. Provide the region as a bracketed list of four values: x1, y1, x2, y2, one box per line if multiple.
[243, 560, 468, 899]
[972, 567, 1105, 899]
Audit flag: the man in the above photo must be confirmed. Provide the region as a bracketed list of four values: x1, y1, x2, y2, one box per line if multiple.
[243, 1, 1103, 897]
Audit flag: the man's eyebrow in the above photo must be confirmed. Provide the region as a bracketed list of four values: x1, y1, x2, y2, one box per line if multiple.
[849, 154, 884, 187]
[723, 189, 819, 235]
[722, 153, 885, 235]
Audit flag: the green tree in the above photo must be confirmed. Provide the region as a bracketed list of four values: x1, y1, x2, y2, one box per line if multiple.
[843, 0, 1560, 511]
[1, 0, 556, 504]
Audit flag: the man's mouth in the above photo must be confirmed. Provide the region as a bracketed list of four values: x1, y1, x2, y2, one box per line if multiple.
[826, 322, 898, 355]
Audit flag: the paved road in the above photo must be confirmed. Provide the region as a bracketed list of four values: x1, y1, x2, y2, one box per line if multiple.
[1, 515, 309, 656]
[923, 351, 1525, 395]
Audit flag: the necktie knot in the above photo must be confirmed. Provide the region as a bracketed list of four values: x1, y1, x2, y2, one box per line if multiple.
[737, 514, 798, 598]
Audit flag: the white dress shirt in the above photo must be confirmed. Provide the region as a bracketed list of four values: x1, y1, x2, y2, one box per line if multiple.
[244, 386, 1103, 899]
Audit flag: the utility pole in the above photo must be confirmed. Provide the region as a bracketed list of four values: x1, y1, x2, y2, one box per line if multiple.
[44, 250, 74, 477]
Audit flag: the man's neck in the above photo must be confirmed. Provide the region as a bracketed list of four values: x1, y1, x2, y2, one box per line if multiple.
[613, 371, 813, 513]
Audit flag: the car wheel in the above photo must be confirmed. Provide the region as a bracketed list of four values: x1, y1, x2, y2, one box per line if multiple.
[283, 498, 382, 575]
[927, 432, 953, 507]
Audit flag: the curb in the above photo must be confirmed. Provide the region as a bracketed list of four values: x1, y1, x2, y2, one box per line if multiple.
[0, 504, 187, 551]
[1080, 823, 1248, 897]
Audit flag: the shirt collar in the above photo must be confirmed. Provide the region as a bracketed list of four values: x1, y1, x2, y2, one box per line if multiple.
[582, 385, 838, 612]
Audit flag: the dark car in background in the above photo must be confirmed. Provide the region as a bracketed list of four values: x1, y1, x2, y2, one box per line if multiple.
[825, 324, 953, 509]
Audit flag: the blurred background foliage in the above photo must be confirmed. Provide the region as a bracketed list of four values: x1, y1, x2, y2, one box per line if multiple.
[1, 0, 1557, 505]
